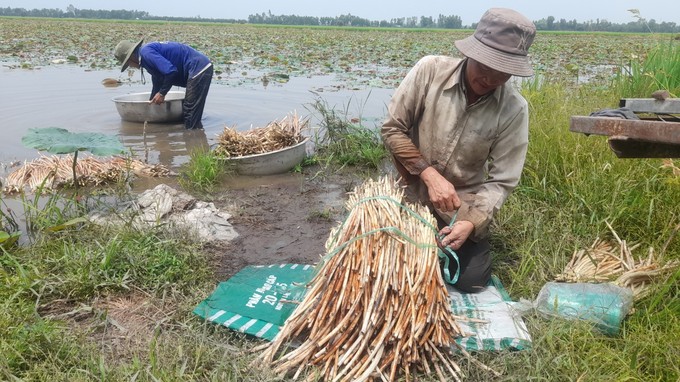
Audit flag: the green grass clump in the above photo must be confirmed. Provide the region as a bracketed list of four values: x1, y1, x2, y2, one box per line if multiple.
[309, 98, 388, 169]
[0, 296, 93, 379]
[179, 148, 228, 193]
[0, 221, 229, 381]
[494, 76, 680, 293]
[2, 224, 208, 306]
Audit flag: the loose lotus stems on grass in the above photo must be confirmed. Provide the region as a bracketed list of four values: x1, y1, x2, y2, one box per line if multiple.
[255, 176, 479, 382]
[661, 159, 680, 177]
[214, 112, 308, 158]
[556, 221, 680, 300]
[2, 154, 173, 193]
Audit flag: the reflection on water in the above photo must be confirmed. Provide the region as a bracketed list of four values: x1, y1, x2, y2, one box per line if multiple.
[0, 59, 639, 245]
[0, 64, 394, 243]
[0, 65, 393, 175]
[119, 121, 210, 168]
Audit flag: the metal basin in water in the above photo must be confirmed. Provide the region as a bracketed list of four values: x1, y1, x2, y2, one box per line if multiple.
[112, 91, 185, 123]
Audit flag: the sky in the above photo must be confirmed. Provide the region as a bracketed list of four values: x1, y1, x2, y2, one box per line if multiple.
[0, 0, 677, 25]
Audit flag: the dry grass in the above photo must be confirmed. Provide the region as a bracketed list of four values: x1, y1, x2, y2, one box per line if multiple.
[555, 221, 680, 300]
[213, 112, 308, 158]
[2, 154, 173, 193]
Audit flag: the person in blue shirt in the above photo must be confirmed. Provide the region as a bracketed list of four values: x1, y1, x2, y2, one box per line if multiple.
[115, 39, 213, 130]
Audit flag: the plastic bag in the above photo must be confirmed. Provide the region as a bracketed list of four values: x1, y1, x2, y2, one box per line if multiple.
[535, 282, 634, 335]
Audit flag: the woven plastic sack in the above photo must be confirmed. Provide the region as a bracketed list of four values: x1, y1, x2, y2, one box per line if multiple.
[449, 276, 532, 351]
[193, 264, 316, 341]
[195, 265, 532, 351]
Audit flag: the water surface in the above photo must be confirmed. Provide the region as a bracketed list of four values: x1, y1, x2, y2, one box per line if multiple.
[1, 64, 394, 175]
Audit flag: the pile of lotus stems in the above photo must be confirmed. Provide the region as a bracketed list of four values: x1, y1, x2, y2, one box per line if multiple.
[2, 154, 172, 193]
[556, 222, 680, 300]
[661, 159, 680, 177]
[214, 112, 307, 158]
[256, 176, 467, 382]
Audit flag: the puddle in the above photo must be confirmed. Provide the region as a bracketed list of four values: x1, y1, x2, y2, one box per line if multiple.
[0, 65, 394, 174]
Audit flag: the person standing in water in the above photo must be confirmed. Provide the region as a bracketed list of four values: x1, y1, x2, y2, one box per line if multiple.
[114, 39, 213, 130]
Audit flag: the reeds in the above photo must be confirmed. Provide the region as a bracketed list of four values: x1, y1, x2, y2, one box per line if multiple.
[256, 176, 466, 382]
[2, 154, 172, 193]
[556, 222, 680, 300]
[615, 40, 680, 98]
[213, 112, 307, 158]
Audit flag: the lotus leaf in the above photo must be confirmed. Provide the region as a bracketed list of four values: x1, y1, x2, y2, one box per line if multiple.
[22, 127, 126, 156]
[0, 231, 20, 248]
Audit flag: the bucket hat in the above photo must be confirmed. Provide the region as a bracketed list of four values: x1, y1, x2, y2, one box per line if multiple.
[454, 8, 536, 77]
[114, 38, 143, 72]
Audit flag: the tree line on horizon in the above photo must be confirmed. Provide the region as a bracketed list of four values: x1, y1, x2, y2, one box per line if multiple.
[1, 6, 679, 33]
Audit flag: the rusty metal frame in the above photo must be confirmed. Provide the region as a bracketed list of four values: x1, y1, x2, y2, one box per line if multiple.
[569, 116, 680, 145]
[569, 116, 680, 158]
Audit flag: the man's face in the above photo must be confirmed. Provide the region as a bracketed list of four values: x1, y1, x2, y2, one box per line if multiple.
[127, 55, 140, 69]
[466, 58, 512, 96]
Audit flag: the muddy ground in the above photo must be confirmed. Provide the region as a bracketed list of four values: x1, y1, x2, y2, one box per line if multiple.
[57, 166, 379, 363]
[205, 167, 376, 281]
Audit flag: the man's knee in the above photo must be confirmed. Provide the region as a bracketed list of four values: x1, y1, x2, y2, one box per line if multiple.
[452, 238, 492, 293]
[454, 269, 491, 293]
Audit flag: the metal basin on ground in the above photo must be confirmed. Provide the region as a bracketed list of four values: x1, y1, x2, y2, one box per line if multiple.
[112, 91, 185, 123]
[222, 138, 309, 175]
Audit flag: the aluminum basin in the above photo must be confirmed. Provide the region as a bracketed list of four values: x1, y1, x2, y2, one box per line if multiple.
[112, 91, 185, 123]
[223, 138, 309, 175]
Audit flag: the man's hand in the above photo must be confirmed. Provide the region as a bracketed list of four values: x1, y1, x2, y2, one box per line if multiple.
[420, 166, 461, 211]
[438, 220, 474, 250]
[149, 93, 165, 105]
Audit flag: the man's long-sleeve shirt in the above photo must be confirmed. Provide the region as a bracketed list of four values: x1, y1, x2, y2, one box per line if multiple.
[139, 42, 211, 97]
[381, 55, 529, 240]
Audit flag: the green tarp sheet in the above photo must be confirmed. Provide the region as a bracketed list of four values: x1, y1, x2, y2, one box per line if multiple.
[194, 263, 532, 351]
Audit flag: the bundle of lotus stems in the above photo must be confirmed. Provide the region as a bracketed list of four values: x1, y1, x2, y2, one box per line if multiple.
[556, 222, 680, 300]
[2, 154, 172, 193]
[256, 176, 469, 382]
[213, 112, 307, 158]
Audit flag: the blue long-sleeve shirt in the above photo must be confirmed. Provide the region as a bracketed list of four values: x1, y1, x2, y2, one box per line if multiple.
[139, 41, 211, 97]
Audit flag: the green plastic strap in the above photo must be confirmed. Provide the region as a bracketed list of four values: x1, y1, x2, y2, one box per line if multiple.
[437, 247, 460, 285]
[436, 211, 460, 285]
[323, 195, 460, 285]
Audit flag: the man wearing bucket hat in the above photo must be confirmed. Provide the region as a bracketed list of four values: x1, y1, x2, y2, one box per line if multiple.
[114, 39, 213, 130]
[381, 8, 536, 292]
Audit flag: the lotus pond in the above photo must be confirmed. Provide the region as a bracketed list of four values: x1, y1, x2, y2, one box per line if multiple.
[0, 18, 670, 174]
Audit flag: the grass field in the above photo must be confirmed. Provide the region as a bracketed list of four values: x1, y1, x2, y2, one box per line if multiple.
[1, 18, 679, 381]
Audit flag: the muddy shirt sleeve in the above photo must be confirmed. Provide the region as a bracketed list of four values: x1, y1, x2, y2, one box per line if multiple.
[381, 57, 432, 176]
[457, 104, 529, 240]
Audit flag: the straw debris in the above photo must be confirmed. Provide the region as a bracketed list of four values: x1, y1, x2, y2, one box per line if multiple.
[256, 176, 469, 382]
[214, 112, 308, 158]
[2, 154, 173, 193]
[556, 221, 680, 300]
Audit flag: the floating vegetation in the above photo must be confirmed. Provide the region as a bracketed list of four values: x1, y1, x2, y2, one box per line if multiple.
[101, 77, 122, 87]
[0, 18, 669, 88]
